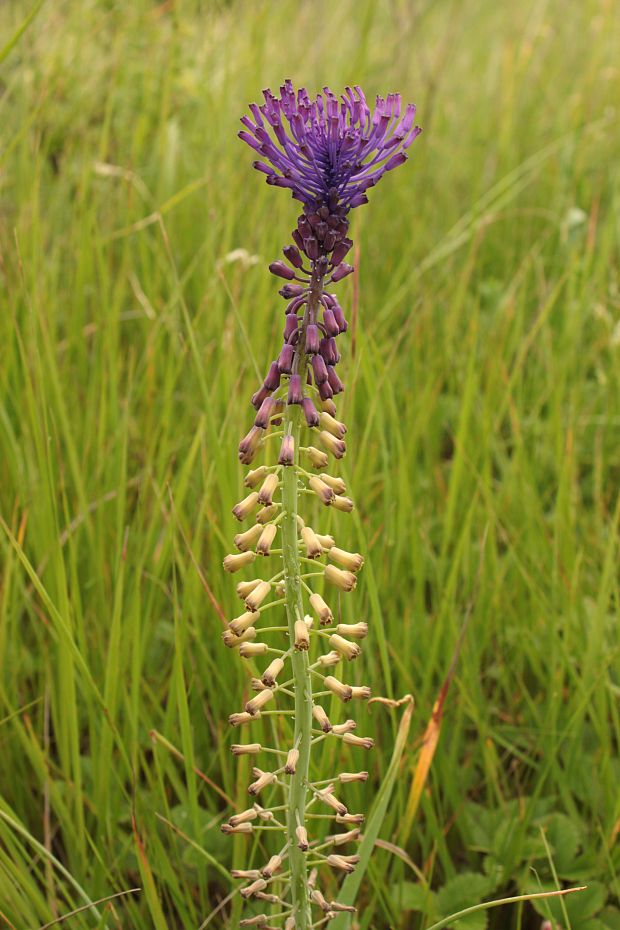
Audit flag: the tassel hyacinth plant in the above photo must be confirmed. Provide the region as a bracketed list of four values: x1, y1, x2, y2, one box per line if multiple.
[222, 82, 421, 930]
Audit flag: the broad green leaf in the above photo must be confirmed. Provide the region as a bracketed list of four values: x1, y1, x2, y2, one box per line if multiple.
[436, 872, 494, 930]
[526, 880, 606, 924]
[599, 908, 620, 930]
[393, 881, 435, 913]
[542, 813, 583, 875]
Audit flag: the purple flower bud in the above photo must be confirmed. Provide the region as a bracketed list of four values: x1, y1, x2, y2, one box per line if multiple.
[279, 283, 305, 299]
[327, 366, 344, 394]
[284, 314, 299, 341]
[315, 221, 328, 241]
[304, 238, 319, 260]
[305, 323, 320, 354]
[311, 354, 329, 384]
[292, 229, 305, 251]
[316, 255, 329, 276]
[323, 308, 340, 337]
[252, 160, 275, 177]
[278, 434, 295, 466]
[298, 217, 311, 238]
[283, 245, 303, 268]
[264, 361, 281, 391]
[331, 302, 347, 332]
[254, 396, 276, 428]
[307, 213, 321, 228]
[319, 380, 334, 401]
[323, 230, 338, 251]
[278, 343, 294, 373]
[320, 337, 340, 366]
[349, 193, 368, 207]
[251, 385, 270, 409]
[318, 205, 330, 220]
[331, 239, 353, 266]
[238, 425, 263, 463]
[269, 261, 295, 280]
[385, 151, 408, 171]
[302, 397, 320, 427]
[272, 399, 285, 426]
[288, 373, 303, 405]
[331, 262, 354, 282]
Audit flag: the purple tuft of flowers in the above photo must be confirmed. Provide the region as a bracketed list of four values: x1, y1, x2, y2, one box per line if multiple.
[237, 82, 420, 461]
[239, 80, 421, 209]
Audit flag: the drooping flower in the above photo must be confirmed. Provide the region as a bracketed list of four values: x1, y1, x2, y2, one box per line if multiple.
[239, 81, 421, 209]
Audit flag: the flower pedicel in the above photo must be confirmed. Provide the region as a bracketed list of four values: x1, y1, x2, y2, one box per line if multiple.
[223, 81, 420, 929]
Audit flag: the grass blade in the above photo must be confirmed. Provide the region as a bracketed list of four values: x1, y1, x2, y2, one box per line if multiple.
[330, 695, 414, 930]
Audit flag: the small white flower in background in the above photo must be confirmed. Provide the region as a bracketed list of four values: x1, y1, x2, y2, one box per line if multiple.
[217, 248, 261, 271]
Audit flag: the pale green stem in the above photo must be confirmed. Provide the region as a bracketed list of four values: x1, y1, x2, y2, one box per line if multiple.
[281, 260, 325, 929]
[282, 401, 312, 928]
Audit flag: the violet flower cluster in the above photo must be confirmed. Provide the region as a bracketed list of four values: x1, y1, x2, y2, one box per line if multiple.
[221, 82, 419, 930]
[240, 82, 420, 457]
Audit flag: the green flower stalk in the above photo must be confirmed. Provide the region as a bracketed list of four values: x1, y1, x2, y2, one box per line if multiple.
[222, 82, 420, 929]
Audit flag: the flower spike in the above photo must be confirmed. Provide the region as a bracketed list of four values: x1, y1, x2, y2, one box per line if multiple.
[222, 80, 419, 930]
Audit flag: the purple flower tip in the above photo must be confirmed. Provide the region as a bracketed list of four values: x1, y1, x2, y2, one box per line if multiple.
[302, 397, 320, 427]
[240, 82, 420, 210]
[331, 263, 354, 283]
[288, 373, 304, 405]
[264, 361, 281, 391]
[311, 354, 328, 385]
[305, 323, 320, 354]
[279, 283, 305, 299]
[269, 260, 296, 280]
[278, 343, 295, 373]
[283, 245, 303, 269]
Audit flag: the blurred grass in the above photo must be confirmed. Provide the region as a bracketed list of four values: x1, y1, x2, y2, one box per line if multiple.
[0, 0, 619, 927]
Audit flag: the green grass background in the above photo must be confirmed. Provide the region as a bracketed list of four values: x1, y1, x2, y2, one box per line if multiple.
[1, 0, 619, 927]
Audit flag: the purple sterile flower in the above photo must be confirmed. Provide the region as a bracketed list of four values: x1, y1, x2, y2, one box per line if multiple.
[278, 434, 295, 466]
[330, 300, 347, 332]
[305, 323, 320, 354]
[283, 245, 304, 268]
[278, 343, 294, 373]
[251, 385, 270, 409]
[255, 396, 277, 428]
[284, 314, 299, 342]
[264, 361, 281, 391]
[311, 354, 328, 385]
[269, 260, 296, 280]
[320, 337, 340, 366]
[302, 397, 320, 427]
[331, 262, 354, 283]
[239, 81, 421, 210]
[327, 366, 344, 395]
[279, 283, 306, 299]
[288, 373, 304, 405]
[331, 239, 352, 266]
[322, 308, 339, 337]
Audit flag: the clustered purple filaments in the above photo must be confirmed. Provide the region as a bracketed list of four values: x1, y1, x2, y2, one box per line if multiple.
[238, 82, 420, 462]
[239, 80, 420, 207]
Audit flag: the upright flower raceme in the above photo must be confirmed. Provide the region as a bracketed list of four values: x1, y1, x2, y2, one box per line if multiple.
[222, 82, 420, 930]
